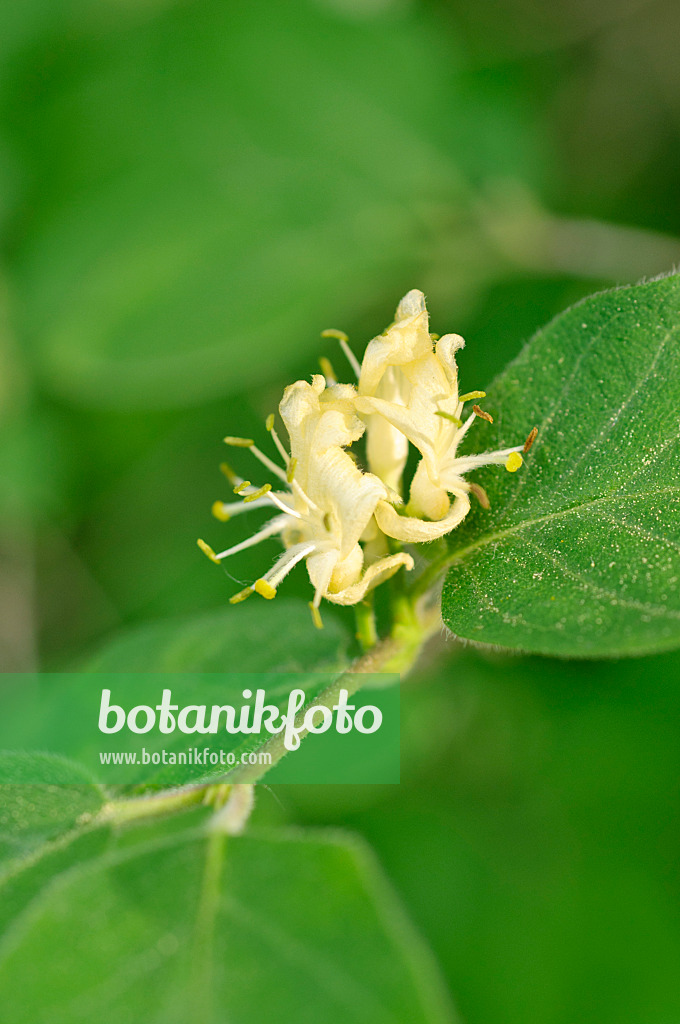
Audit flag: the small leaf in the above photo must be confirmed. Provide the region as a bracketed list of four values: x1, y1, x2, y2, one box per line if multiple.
[0, 820, 455, 1024]
[441, 273, 680, 657]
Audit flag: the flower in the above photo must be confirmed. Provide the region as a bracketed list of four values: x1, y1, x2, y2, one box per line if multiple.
[198, 288, 535, 622]
[197, 374, 413, 624]
[355, 289, 534, 542]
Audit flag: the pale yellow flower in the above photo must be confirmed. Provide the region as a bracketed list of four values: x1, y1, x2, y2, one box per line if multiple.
[355, 290, 530, 542]
[198, 375, 412, 623]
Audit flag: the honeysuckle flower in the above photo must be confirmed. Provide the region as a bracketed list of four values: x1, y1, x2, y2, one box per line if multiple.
[197, 374, 413, 624]
[355, 289, 535, 542]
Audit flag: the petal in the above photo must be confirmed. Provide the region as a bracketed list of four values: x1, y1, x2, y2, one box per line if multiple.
[365, 411, 409, 494]
[358, 296, 432, 397]
[310, 447, 388, 558]
[306, 548, 340, 605]
[323, 552, 414, 606]
[355, 394, 437, 466]
[375, 493, 471, 543]
[408, 459, 451, 521]
[395, 289, 427, 321]
[435, 333, 465, 393]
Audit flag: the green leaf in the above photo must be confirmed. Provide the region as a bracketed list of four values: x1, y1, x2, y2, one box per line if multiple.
[0, 812, 454, 1024]
[3, 1, 532, 409]
[84, 600, 351, 673]
[441, 273, 680, 657]
[79, 600, 354, 786]
[0, 752, 104, 865]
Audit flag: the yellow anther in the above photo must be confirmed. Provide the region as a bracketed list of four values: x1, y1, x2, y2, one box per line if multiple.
[459, 390, 486, 402]
[224, 436, 254, 447]
[229, 587, 254, 604]
[233, 480, 251, 495]
[319, 356, 336, 382]
[435, 410, 462, 427]
[211, 501, 231, 522]
[309, 602, 324, 630]
[265, 413, 275, 432]
[473, 405, 493, 424]
[506, 452, 523, 473]
[430, 333, 440, 341]
[220, 461, 238, 483]
[286, 456, 298, 483]
[254, 578, 277, 600]
[197, 539, 221, 565]
[243, 483, 272, 503]
[320, 328, 348, 343]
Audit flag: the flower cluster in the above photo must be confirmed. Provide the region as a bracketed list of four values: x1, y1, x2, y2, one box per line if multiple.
[198, 290, 536, 626]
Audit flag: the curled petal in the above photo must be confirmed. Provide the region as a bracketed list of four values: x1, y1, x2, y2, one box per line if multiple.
[358, 291, 431, 396]
[375, 493, 471, 543]
[322, 552, 415, 606]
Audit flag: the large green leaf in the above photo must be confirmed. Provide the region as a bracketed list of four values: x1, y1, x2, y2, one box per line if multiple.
[441, 273, 680, 657]
[0, 805, 454, 1024]
[0, 0, 541, 410]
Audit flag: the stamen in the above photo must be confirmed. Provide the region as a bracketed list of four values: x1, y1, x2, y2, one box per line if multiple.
[319, 357, 337, 384]
[266, 491, 303, 519]
[473, 405, 494, 424]
[265, 413, 275, 432]
[250, 444, 288, 483]
[459, 390, 486, 402]
[287, 457, 298, 483]
[290, 478, 322, 514]
[322, 328, 361, 378]
[268, 425, 291, 466]
[321, 328, 348, 342]
[243, 483, 272, 503]
[524, 426, 538, 453]
[505, 452, 523, 473]
[263, 542, 316, 588]
[456, 411, 477, 441]
[233, 480, 251, 495]
[197, 539, 221, 564]
[229, 587, 254, 604]
[212, 501, 231, 522]
[214, 516, 287, 560]
[468, 482, 490, 509]
[220, 462, 238, 484]
[213, 495, 279, 518]
[435, 410, 463, 427]
[224, 436, 254, 447]
[254, 579, 277, 600]
[430, 333, 440, 341]
[308, 602, 324, 629]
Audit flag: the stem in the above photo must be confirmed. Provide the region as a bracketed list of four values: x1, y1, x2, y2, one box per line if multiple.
[226, 600, 441, 785]
[190, 828, 227, 1016]
[354, 596, 378, 651]
[97, 784, 208, 826]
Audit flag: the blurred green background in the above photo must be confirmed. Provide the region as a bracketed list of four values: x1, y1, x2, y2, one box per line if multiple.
[1, 0, 680, 1020]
